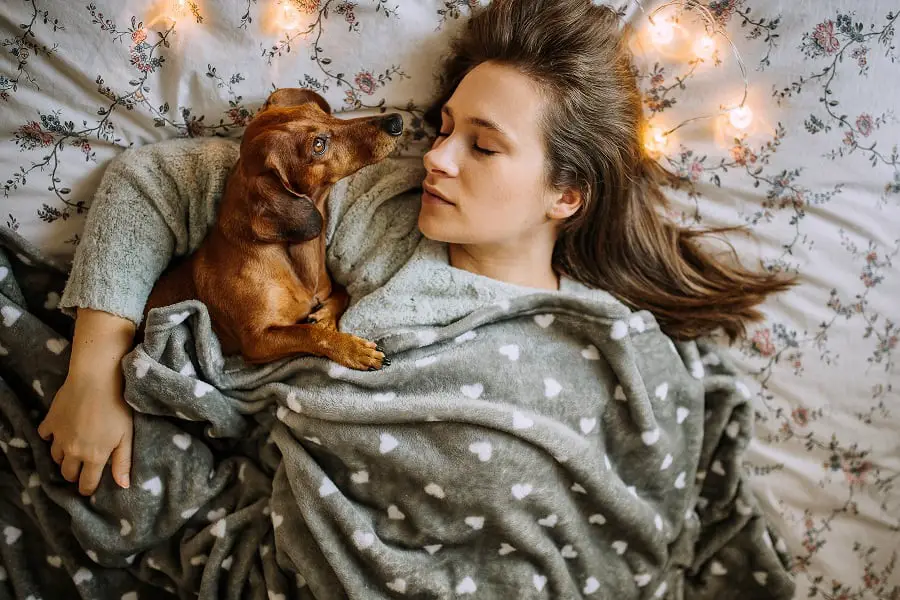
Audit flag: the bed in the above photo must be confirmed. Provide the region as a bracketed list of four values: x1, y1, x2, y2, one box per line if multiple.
[1, 0, 898, 597]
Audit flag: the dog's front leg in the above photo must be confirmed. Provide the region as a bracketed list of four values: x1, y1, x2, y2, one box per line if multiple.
[240, 324, 386, 371]
[305, 285, 350, 330]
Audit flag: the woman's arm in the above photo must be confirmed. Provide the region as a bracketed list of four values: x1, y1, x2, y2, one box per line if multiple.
[45, 137, 239, 495]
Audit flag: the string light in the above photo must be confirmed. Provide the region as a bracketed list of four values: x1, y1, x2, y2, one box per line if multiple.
[728, 105, 753, 129]
[693, 35, 715, 60]
[280, 1, 302, 31]
[632, 0, 754, 150]
[648, 18, 675, 46]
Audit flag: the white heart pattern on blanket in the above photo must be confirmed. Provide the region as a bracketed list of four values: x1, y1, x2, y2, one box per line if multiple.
[351, 470, 369, 484]
[379, 433, 399, 454]
[511, 483, 533, 500]
[753, 571, 769, 585]
[46, 555, 62, 568]
[179, 362, 196, 377]
[581, 344, 600, 360]
[690, 360, 705, 379]
[456, 577, 477, 595]
[736, 498, 753, 516]
[533, 314, 554, 328]
[654, 382, 669, 401]
[4, 526, 21, 545]
[612, 540, 628, 555]
[8, 438, 26, 449]
[1, 306, 22, 327]
[710, 561, 728, 576]
[588, 513, 606, 525]
[634, 573, 652, 588]
[674, 472, 686, 489]
[210, 519, 227, 538]
[190, 555, 207, 566]
[46, 338, 68, 355]
[387, 505, 405, 520]
[141, 476, 162, 496]
[583, 577, 600, 594]
[134, 356, 151, 379]
[654, 514, 664, 531]
[712, 460, 726, 475]
[27, 473, 39, 488]
[417, 330, 437, 345]
[580, 418, 597, 434]
[610, 320, 628, 340]
[424, 544, 443, 555]
[641, 428, 661, 446]
[0, 266, 7, 281]
[660, 453, 673, 471]
[221, 556, 233, 570]
[181, 507, 199, 519]
[629, 315, 646, 332]
[726, 421, 741, 439]
[286, 391, 302, 412]
[415, 355, 438, 368]
[561, 544, 578, 558]
[86, 550, 98, 563]
[499, 344, 520, 361]
[614, 385, 626, 401]
[319, 477, 338, 497]
[512, 411, 534, 429]
[120, 519, 132, 536]
[354, 530, 375, 549]
[272, 512, 284, 528]
[425, 483, 445, 498]
[571, 482, 586, 494]
[387, 578, 407, 593]
[455, 330, 477, 343]
[538, 514, 558, 527]
[461, 383, 484, 399]
[44, 291, 61, 310]
[735, 381, 752, 399]
[267, 591, 284, 600]
[464, 516, 484, 530]
[193, 380, 213, 398]
[207, 508, 226, 522]
[373, 392, 396, 403]
[172, 433, 191, 450]
[676, 406, 690, 424]
[73, 568, 92, 585]
[32, 380, 43, 398]
[168, 311, 190, 325]
[533, 574, 547, 591]
[544, 378, 562, 398]
[655, 582, 668, 598]
[329, 364, 349, 378]
[468, 441, 492, 462]
[498, 543, 516, 555]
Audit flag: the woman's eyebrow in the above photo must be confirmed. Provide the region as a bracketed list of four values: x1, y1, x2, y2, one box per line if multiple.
[442, 104, 510, 140]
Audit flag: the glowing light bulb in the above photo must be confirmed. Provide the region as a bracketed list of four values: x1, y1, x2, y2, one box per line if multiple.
[644, 126, 669, 154]
[694, 36, 715, 59]
[281, 2, 302, 30]
[728, 105, 753, 130]
[649, 18, 675, 46]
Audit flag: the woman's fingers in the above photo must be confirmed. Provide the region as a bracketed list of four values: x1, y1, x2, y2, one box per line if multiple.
[50, 440, 65, 465]
[78, 461, 106, 496]
[61, 455, 83, 483]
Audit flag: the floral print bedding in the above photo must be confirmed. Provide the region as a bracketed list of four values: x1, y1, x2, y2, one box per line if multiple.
[1, 1, 898, 597]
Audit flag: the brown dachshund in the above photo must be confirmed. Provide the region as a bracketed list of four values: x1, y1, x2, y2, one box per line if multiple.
[144, 88, 403, 370]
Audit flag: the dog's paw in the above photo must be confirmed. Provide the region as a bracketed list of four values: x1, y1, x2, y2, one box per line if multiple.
[332, 335, 389, 371]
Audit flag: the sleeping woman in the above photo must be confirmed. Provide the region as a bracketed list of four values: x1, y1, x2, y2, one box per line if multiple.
[40, 0, 795, 597]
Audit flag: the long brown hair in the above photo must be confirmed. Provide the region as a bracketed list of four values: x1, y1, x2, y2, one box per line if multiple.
[424, 0, 794, 342]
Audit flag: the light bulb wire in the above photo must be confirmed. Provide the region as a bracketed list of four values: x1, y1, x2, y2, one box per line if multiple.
[630, 0, 750, 137]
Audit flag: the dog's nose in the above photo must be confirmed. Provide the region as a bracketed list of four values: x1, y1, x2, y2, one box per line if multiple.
[381, 113, 404, 137]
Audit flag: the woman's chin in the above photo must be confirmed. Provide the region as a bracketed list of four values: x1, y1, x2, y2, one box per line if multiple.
[418, 213, 452, 243]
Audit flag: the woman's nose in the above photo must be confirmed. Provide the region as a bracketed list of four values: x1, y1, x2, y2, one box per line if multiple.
[423, 138, 459, 178]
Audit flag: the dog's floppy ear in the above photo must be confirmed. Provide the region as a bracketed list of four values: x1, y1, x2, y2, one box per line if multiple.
[263, 88, 332, 114]
[249, 174, 323, 243]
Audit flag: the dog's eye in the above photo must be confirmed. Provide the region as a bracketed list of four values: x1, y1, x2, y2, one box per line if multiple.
[313, 137, 328, 155]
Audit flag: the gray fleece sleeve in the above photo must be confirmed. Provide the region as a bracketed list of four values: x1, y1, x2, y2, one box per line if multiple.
[59, 137, 240, 326]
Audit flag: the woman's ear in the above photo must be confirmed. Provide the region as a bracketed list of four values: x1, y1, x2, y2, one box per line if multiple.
[547, 188, 583, 221]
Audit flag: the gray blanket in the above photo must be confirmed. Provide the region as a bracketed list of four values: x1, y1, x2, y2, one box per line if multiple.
[0, 198, 794, 598]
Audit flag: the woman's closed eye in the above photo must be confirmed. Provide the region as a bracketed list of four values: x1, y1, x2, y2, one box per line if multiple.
[435, 130, 498, 156]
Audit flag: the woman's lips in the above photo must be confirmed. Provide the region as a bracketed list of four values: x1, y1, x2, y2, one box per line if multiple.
[422, 188, 454, 206]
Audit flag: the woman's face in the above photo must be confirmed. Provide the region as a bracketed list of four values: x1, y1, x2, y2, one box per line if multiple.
[419, 62, 577, 247]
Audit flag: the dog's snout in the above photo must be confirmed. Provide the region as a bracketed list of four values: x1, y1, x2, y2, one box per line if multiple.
[381, 114, 404, 137]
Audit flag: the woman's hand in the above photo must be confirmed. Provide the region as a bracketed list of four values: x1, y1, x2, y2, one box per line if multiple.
[39, 371, 133, 496]
[38, 308, 137, 496]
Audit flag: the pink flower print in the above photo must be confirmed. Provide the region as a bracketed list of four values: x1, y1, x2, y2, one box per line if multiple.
[791, 407, 809, 426]
[131, 28, 147, 44]
[355, 71, 376, 95]
[813, 20, 840, 55]
[856, 113, 873, 137]
[295, 0, 321, 13]
[751, 329, 776, 357]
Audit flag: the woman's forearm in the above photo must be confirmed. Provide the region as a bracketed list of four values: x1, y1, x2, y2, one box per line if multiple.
[67, 308, 137, 378]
